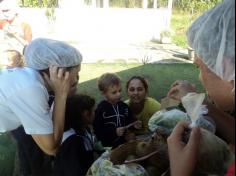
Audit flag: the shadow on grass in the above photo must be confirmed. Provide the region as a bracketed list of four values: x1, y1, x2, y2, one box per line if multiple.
[78, 63, 205, 102]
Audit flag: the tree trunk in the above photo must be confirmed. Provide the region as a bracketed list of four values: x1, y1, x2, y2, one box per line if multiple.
[38, 0, 43, 7]
[153, 0, 158, 9]
[142, 0, 148, 9]
[167, 0, 173, 28]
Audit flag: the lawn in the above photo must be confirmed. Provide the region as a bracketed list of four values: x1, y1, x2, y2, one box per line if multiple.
[78, 63, 205, 102]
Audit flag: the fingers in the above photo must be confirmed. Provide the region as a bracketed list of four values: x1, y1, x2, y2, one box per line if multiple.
[168, 121, 190, 142]
[186, 127, 201, 150]
[57, 67, 64, 79]
[167, 87, 179, 99]
[49, 66, 70, 81]
[43, 72, 50, 83]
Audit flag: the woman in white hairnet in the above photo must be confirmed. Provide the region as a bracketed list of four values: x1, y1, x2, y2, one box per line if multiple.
[0, 38, 82, 155]
[167, 0, 235, 175]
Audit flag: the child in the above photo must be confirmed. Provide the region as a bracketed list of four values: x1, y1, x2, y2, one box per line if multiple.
[93, 73, 141, 149]
[0, 49, 24, 68]
[54, 94, 96, 176]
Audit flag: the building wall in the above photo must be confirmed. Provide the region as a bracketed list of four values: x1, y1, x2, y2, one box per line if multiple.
[18, 7, 171, 43]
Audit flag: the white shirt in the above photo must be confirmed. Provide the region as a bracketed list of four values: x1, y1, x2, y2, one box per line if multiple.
[0, 67, 53, 134]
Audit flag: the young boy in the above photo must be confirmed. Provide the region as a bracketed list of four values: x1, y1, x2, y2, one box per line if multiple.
[54, 94, 96, 176]
[93, 73, 141, 149]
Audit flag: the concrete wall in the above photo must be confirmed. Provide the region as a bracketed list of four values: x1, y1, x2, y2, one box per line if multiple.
[18, 7, 171, 43]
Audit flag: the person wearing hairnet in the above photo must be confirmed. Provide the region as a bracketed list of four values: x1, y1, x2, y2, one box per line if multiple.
[167, 0, 235, 175]
[0, 38, 82, 156]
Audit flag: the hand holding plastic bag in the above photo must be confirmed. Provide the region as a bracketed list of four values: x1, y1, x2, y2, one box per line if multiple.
[181, 93, 234, 175]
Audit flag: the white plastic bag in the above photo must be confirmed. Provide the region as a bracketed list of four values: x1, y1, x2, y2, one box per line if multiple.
[181, 93, 234, 175]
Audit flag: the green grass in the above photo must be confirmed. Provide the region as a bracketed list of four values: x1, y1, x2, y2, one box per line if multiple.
[78, 63, 205, 102]
[171, 11, 202, 48]
[0, 133, 17, 176]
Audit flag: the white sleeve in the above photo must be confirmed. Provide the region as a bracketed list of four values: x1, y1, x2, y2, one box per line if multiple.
[7, 85, 53, 135]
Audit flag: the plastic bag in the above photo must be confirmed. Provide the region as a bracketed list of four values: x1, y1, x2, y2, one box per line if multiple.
[86, 151, 148, 176]
[148, 109, 189, 135]
[181, 93, 235, 175]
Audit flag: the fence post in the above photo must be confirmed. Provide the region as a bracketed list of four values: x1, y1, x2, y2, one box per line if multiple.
[153, 0, 158, 9]
[103, 0, 109, 8]
[92, 0, 96, 7]
[167, 0, 173, 28]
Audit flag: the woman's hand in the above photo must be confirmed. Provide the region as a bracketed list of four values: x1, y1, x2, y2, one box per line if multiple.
[167, 80, 196, 101]
[167, 121, 201, 176]
[43, 66, 70, 97]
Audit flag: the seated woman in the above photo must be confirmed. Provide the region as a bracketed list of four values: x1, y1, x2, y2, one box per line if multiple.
[125, 76, 161, 135]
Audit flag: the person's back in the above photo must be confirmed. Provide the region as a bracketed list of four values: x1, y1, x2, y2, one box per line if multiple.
[0, 67, 48, 133]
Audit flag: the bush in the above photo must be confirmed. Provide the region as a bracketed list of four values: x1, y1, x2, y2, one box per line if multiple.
[173, 0, 223, 14]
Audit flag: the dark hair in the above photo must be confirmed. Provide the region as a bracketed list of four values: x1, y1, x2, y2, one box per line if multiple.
[126, 76, 149, 92]
[97, 73, 121, 92]
[64, 94, 95, 131]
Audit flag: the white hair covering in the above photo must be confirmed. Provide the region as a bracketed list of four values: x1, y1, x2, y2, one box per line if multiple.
[24, 38, 82, 70]
[187, 0, 235, 83]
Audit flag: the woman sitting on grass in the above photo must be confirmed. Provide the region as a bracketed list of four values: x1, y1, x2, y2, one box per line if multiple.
[125, 76, 161, 135]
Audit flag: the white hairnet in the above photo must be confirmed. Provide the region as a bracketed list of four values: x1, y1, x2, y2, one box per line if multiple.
[24, 38, 82, 70]
[187, 0, 235, 83]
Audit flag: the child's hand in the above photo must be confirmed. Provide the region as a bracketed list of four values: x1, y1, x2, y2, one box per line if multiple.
[116, 127, 125, 136]
[134, 120, 142, 129]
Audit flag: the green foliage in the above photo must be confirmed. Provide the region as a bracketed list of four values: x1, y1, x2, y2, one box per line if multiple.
[109, 0, 142, 8]
[19, 0, 58, 7]
[173, 0, 223, 14]
[45, 7, 56, 22]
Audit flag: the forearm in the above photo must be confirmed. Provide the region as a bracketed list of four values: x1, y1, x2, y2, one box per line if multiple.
[51, 94, 67, 150]
[206, 102, 235, 144]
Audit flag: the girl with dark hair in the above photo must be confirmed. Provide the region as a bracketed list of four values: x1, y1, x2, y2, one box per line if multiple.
[54, 94, 96, 176]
